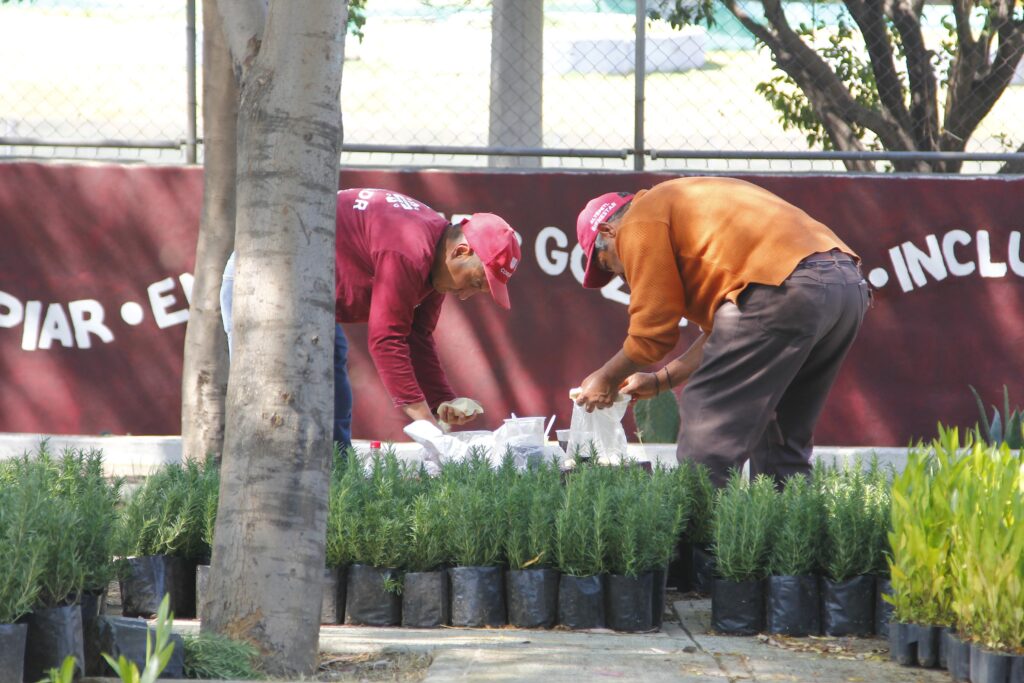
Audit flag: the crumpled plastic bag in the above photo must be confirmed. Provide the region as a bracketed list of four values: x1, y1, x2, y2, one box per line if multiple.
[403, 419, 563, 473]
[566, 388, 631, 464]
[436, 398, 485, 432]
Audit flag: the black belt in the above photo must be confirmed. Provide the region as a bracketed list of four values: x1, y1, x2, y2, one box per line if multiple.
[799, 249, 855, 265]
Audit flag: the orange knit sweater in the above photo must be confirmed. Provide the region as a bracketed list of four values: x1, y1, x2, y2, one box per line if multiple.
[617, 177, 857, 365]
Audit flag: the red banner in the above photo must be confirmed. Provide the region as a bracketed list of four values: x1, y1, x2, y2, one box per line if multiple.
[1, 162, 1021, 446]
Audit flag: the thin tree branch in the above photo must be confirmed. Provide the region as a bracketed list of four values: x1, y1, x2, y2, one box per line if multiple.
[844, 0, 912, 132]
[888, 0, 941, 155]
[997, 139, 1024, 175]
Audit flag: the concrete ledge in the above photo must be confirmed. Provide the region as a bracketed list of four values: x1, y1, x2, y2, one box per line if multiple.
[0, 432, 911, 477]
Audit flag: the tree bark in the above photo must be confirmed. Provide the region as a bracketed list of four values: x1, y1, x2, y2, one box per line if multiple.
[180, 0, 239, 463]
[202, 0, 346, 675]
[488, 0, 544, 168]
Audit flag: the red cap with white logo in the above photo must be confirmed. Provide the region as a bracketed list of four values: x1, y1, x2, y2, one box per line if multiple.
[576, 192, 634, 289]
[462, 213, 521, 310]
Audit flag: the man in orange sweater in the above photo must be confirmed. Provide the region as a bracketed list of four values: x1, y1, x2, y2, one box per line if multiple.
[573, 177, 868, 486]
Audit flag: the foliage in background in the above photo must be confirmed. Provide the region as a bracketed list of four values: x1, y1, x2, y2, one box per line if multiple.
[443, 453, 507, 567]
[0, 464, 45, 623]
[651, 0, 1024, 174]
[971, 384, 1024, 449]
[505, 462, 563, 570]
[184, 632, 264, 680]
[818, 461, 879, 582]
[681, 462, 715, 548]
[555, 464, 612, 577]
[117, 458, 217, 560]
[633, 390, 680, 444]
[768, 473, 823, 576]
[405, 482, 448, 573]
[712, 473, 777, 582]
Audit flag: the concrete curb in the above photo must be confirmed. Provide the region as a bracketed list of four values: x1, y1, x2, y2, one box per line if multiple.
[0, 432, 912, 477]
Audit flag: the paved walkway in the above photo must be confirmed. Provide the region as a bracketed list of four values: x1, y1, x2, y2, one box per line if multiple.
[303, 595, 948, 682]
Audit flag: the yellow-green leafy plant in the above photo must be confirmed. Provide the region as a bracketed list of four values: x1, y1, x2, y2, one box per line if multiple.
[949, 438, 1024, 651]
[887, 428, 964, 626]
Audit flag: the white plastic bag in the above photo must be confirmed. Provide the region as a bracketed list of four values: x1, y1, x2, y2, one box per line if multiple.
[566, 389, 631, 464]
[493, 416, 546, 469]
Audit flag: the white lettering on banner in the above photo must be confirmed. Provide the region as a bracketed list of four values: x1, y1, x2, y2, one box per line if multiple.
[148, 277, 189, 329]
[881, 229, 1023, 292]
[536, 226, 568, 275]
[0, 290, 23, 328]
[68, 300, 113, 349]
[0, 274, 192, 352]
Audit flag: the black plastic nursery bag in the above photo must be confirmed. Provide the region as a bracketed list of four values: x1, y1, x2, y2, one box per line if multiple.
[691, 546, 716, 596]
[766, 575, 820, 636]
[558, 574, 605, 630]
[943, 629, 971, 682]
[651, 566, 669, 629]
[821, 574, 874, 637]
[0, 623, 27, 683]
[506, 568, 558, 629]
[22, 604, 84, 682]
[711, 578, 764, 635]
[93, 616, 185, 678]
[120, 554, 196, 619]
[874, 575, 894, 637]
[450, 566, 506, 627]
[344, 564, 402, 626]
[606, 573, 655, 632]
[402, 570, 450, 628]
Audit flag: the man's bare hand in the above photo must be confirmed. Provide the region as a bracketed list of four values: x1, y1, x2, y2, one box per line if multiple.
[575, 369, 618, 412]
[620, 372, 658, 401]
[437, 398, 484, 426]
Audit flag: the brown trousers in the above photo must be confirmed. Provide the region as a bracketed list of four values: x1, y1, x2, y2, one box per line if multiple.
[677, 254, 869, 487]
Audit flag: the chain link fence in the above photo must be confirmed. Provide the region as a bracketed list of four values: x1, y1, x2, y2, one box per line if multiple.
[2, 0, 1022, 173]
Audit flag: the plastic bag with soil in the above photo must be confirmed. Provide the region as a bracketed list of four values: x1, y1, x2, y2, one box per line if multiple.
[93, 616, 185, 678]
[120, 555, 196, 619]
[450, 566, 505, 627]
[820, 574, 874, 637]
[402, 570, 450, 628]
[691, 545, 716, 596]
[651, 566, 669, 629]
[80, 588, 109, 676]
[874, 575, 894, 638]
[606, 572, 654, 632]
[711, 578, 764, 635]
[22, 604, 84, 682]
[666, 538, 691, 592]
[0, 623, 27, 683]
[344, 564, 401, 626]
[558, 574, 605, 630]
[766, 575, 820, 636]
[506, 568, 558, 629]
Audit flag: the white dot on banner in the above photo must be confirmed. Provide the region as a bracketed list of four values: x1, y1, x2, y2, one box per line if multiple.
[121, 302, 144, 325]
[868, 268, 889, 288]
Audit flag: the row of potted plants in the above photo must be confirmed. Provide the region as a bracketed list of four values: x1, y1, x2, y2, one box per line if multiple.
[887, 426, 1024, 683]
[0, 444, 122, 682]
[325, 450, 691, 631]
[709, 461, 892, 638]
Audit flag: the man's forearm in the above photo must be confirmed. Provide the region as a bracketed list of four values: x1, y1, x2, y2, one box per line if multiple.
[601, 349, 644, 387]
[664, 333, 706, 388]
[401, 400, 436, 423]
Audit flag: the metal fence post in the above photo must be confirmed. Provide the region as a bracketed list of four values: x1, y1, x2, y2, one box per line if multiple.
[634, 0, 646, 171]
[185, 0, 198, 164]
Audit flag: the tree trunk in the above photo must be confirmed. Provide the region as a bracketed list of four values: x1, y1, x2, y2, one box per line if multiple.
[488, 0, 543, 168]
[202, 0, 346, 675]
[180, 0, 238, 463]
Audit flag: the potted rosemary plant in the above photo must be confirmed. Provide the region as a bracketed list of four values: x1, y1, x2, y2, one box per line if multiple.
[444, 454, 508, 628]
[401, 483, 451, 628]
[504, 462, 563, 629]
[765, 474, 823, 636]
[555, 464, 611, 629]
[710, 473, 776, 635]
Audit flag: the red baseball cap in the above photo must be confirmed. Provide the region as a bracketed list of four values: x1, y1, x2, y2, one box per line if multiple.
[576, 192, 634, 289]
[462, 213, 521, 310]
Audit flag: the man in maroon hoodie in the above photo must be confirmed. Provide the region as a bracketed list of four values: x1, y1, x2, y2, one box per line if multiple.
[221, 188, 521, 445]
